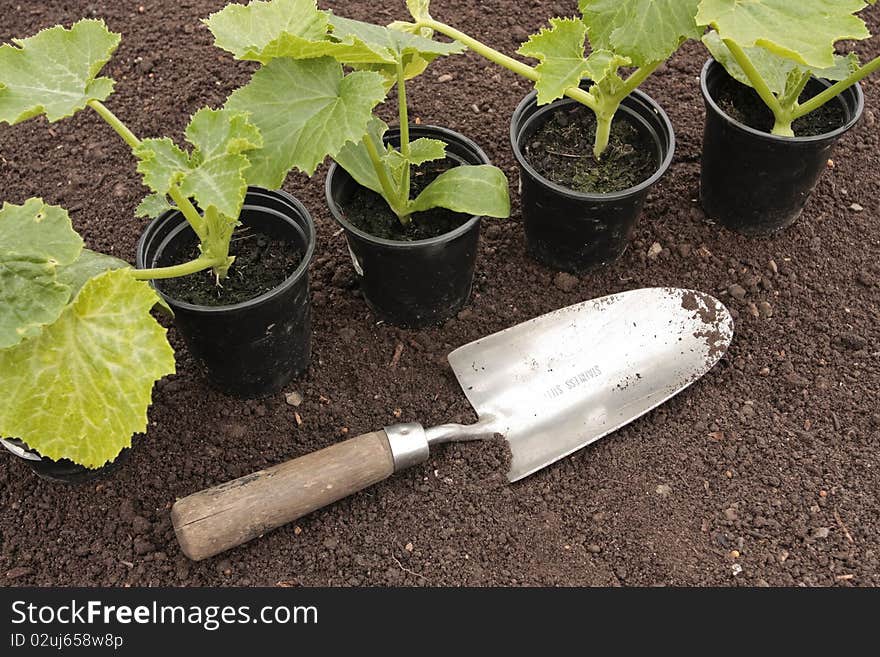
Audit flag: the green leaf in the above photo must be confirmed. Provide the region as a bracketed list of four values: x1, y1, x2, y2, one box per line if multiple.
[405, 0, 432, 22]
[704, 31, 859, 96]
[204, 0, 329, 61]
[333, 118, 391, 196]
[56, 249, 129, 297]
[135, 193, 173, 219]
[0, 269, 175, 468]
[0, 199, 83, 349]
[328, 15, 463, 83]
[408, 138, 447, 166]
[696, 0, 871, 69]
[205, 0, 392, 65]
[135, 138, 189, 195]
[0, 19, 120, 124]
[580, 0, 701, 66]
[226, 57, 387, 182]
[517, 18, 590, 105]
[409, 165, 510, 218]
[583, 49, 632, 86]
[135, 109, 262, 218]
[0, 198, 83, 264]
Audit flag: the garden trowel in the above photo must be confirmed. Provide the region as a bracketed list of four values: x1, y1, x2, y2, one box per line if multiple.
[173, 287, 733, 560]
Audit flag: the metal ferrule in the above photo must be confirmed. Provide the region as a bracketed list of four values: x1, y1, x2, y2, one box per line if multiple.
[383, 423, 430, 472]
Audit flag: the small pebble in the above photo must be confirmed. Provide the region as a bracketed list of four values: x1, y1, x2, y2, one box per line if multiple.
[731, 564, 743, 576]
[677, 243, 692, 258]
[728, 284, 747, 301]
[813, 527, 830, 539]
[437, 73, 454, 83]
[587, 544, 602, 554]
[849, 203, 864, 212]
[655, 483, 672, 497]
[767, 259, 778, 275]
[757, 301, 773, 318]
[724, 508, 738, 521]
[5, 566, 33, 579]
[730, 550, 740, 559]
[647, 242, 663, 259]
[285, 391, 303, 407]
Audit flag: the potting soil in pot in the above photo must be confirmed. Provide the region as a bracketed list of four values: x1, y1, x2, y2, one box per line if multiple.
[340, 158, 470, 241]
[525, 104, 659, 193]
[713, 76, 846, 136]
[158, 227, 303, 306]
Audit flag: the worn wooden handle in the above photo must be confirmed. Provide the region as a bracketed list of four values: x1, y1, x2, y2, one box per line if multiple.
[172, 431, 394, 561]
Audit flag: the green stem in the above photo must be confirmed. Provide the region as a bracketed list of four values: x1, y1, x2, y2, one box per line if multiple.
[363, 130, 406, 220]
[723, 39, 785, 117]
[88, 100, 209, 241]
[421, 18, 600, 112]
[620, 61, 661, 99]
[792, 54, 880, 121]
[396, 59, 412, 216]
[130, 256, 222, 281]
[594, 113, 614, 160]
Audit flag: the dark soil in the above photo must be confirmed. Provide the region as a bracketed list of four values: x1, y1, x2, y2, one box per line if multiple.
[341, 159, 470, 241]
[714, 75, 847, 137]
[158, 227, 302, 306]
[527, 104, 659, 193]
[2, 1, 879, 588]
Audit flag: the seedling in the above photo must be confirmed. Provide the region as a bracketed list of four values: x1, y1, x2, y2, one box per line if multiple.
[0, 19, 272, 467]
[396, 0, 701, 159]
[697, 0, 880, 136]
[205, 0, 510, 225]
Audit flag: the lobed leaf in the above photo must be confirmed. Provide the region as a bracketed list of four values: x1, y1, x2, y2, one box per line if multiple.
[226, 57, 387, 182]
[0, 269, 175, 469]
[517, 18, 591, 105]
[704, 31, 860, 96]
[333, 118, 392, 196]
[205, 0, 393, 65]
[580, 0, 701, 66]
[408, 138, 447, 166]
[0, 19, 120, 124]
[135, 109, 262, 219]
[56, 249, 129, 297]
[696, 0, 871, 69]
[409, 165, 511, 218]
[135, 193, 173, 219]
[583, 49, 631, 87]
[0, 199, 83, 349]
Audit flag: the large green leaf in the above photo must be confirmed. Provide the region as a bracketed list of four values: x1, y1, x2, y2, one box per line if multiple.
[204, 0, 329, 61]
[0, 199, 83, 349]
[409, 165, 510, 218]
[517, 18, 591, 105]
[0, 269, 175, 468]
[226, 57, 386, 182]
[0, 19, 120, 124]
[205, 0, 391, 65]
[580, 0, 701, 66]
[135, 108, 262, 219]
[328, 14, 464, 81]
[56, 249, 129, 297]
[703, 31, 860, 96]
[696, 0, 871, 69]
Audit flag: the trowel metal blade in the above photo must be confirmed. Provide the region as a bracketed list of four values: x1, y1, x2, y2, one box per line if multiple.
[447, 288, 734, 482]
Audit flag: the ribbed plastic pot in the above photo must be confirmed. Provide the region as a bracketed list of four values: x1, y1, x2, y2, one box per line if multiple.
[510, 85, 675, 273]
[0, 438, 130, 484]
[325, 125, 487, 328]
[700, 59, 864, 236]
[136, 187, 316, 399]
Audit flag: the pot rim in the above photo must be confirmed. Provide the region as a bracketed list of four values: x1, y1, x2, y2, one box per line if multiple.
[700, 58, 865, 144]
[136, 187, 316, 315]
[510, 87, 676, 202]
[325, 124, 486, 250]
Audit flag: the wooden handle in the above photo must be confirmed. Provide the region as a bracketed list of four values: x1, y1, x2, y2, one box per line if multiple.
[171, 431, 394, 561]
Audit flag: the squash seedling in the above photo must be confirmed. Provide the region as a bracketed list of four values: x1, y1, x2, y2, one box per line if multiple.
[397, 0, 702, 159]
[698, 0, 880, 137]
[205, 0, 511, 225]
[0, 19, 278, 469]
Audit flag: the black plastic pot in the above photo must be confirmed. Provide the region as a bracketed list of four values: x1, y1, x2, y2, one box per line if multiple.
[510, 85, 675, 273]
[700, 59, 864, 236]
[325, 125, 486, 328]
[1, 438, 130, 484]
[136, 188, 316, 399]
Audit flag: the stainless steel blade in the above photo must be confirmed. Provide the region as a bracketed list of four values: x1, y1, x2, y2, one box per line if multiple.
[446, 288, 733, 482]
